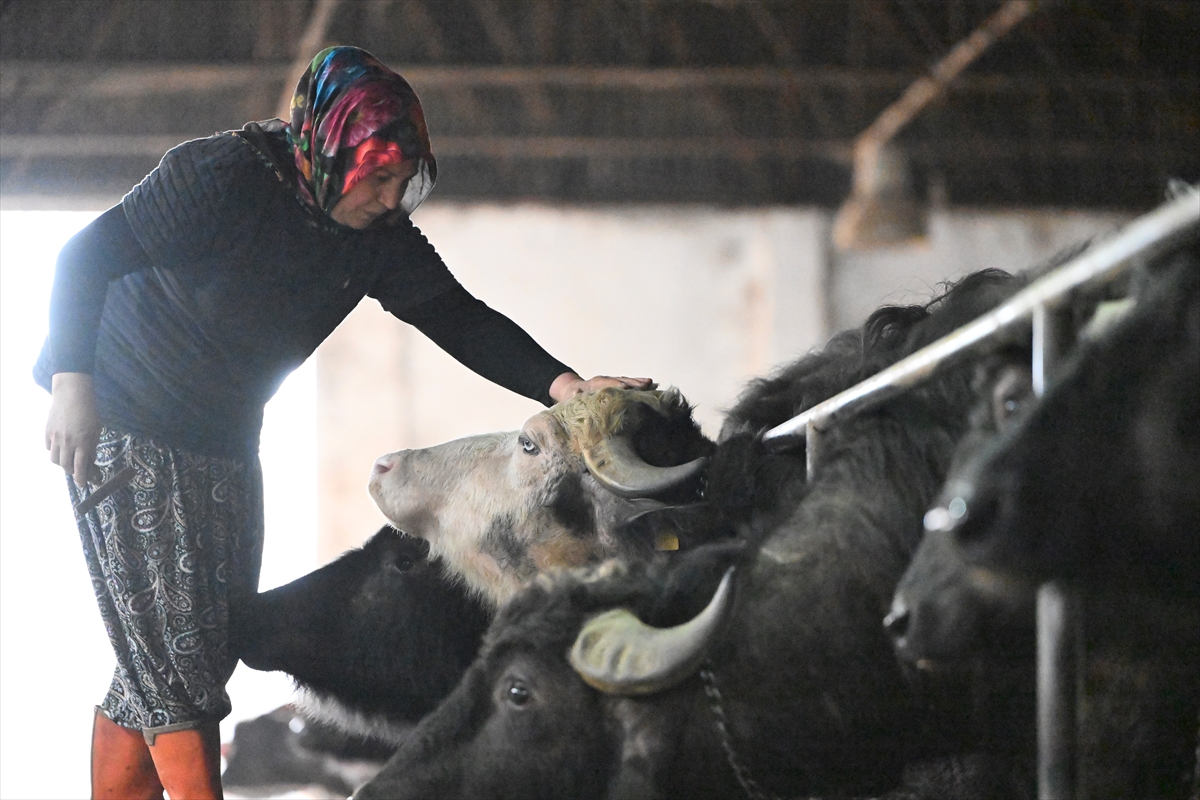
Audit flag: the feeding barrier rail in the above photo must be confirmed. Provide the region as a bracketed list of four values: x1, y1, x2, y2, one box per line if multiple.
[762, 187, 1199, 800]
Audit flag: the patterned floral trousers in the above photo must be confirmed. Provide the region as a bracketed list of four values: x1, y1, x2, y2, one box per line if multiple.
[69, 428, 264, 737]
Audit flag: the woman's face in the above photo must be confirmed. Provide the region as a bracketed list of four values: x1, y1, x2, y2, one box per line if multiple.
[329, 161, 419, 229]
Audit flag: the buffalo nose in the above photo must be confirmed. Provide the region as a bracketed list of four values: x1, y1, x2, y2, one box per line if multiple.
[883, 602, 910, 640]
[372, 455, 395, 475]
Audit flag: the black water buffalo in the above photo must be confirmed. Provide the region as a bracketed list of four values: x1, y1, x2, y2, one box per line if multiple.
[885, 239, 1144, 668]
[892, 513, 1199, 799]
[887, 339, 1045, 670]
[354, 269, 1034, 800]
[931, 239, 1199, 598]
[889, 237, 1200, 797]
[368, 388, 714, 606]
[221, 705, 391, 797]
[229, 527, 491, 744]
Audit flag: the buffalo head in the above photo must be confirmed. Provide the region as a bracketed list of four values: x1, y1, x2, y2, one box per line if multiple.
[369, 388, 712, 604]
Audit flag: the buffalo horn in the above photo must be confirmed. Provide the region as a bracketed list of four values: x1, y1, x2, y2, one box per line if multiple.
[583, 435, 707, 498]
[569, 567, 735, 695]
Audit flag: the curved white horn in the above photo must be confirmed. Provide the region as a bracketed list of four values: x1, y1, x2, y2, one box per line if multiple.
[569, 567, 735, 695]
[583, 435, 707, 499]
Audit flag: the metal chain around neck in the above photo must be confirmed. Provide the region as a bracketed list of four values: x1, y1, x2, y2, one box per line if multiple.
[700, 664, 826, 800]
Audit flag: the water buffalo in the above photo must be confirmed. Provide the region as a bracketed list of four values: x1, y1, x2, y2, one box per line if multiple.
[884, 237, 1149, 668]
[229, 526, 491, 744]
[889, 237, 1200, 797]
[930, 239, 1199, 598]
[931, 241, 1195, 597]
[221, 705, 391, 797]
[354, 269, 1034, 800]
[887, 340, 1043, 670]
[231, 394, 712, 751]
[369, 388, 714, 605]
[884, 299, 1139, 668]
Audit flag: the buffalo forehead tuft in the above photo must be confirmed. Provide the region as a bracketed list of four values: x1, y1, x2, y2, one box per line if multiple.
[548, 388, 688, 455]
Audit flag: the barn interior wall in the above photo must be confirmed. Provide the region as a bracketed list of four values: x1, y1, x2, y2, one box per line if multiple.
[830, 207, 1134, 332]
[313, 202, 1133, 560]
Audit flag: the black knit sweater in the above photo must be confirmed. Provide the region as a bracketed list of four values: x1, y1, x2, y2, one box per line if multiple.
[34, 121, 572, 459]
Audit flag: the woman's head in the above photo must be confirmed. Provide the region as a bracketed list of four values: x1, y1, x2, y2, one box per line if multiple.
[286, 46, 436, 226]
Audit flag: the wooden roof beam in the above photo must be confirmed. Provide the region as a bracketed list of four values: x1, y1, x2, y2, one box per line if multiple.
[3, 63, 1191, 99]
[274, 0, 343, 119]
[470, 0, 557, 130]
[2, 134, 1191, 163]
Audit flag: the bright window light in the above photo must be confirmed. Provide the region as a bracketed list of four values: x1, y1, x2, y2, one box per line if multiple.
[0, 210, 317, 798]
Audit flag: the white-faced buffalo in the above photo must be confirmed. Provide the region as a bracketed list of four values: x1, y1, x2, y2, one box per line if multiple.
[355, 269, 1036, 800]
[369, 388, 714, 605]
[229, 527, 491, 744]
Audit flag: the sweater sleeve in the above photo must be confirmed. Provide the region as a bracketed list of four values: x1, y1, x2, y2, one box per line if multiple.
[44, 204, 153, 375]
[397, 284, 575, 407]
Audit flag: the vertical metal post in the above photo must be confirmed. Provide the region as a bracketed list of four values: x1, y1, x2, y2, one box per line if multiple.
[805, 421, 819, 480]
[1033, 304, 1082, 800]
[1037, 581, 1078, 799]
[1031, 303, 1069, 397]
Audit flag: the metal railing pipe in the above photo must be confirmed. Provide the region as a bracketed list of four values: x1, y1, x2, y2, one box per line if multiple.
[1037, 581, 1081, 799]
[763, 187, 1199, 452]
[1032, 301, 1083, 800]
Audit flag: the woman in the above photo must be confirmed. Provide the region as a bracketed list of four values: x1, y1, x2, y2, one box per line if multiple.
[38, 46, 649, 798]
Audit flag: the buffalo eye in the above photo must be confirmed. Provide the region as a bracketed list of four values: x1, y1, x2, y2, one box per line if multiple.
[506, 681, 532, 707]
[387, 555, 415, 574]
[991, 365, 1032, 429]
[518, 435, 540, 456]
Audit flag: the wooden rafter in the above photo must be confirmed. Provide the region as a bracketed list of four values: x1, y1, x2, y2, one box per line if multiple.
[274, 0, 343, 119]
[4, 62, 1191, 100]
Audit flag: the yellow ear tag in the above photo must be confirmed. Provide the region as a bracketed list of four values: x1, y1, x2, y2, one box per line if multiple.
[655, 532, 679, 551]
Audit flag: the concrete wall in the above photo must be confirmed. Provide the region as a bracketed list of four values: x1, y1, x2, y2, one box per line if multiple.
[830, 208, 1132, 331]
[313, 203, 1133, 561]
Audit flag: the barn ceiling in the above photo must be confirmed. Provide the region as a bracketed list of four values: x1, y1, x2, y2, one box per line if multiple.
[1, 0, 1197, 209]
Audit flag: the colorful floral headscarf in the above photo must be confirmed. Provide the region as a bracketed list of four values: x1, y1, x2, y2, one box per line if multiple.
[286, 46, 436, 217]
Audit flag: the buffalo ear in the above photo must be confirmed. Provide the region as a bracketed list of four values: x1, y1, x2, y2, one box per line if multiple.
[618, 503, 721, 551]
[568, 568, 735, 696]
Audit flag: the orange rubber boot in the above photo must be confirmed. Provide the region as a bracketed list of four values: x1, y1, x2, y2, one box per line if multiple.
[146, 724, 223, 800]
[90, 710, 164, 800]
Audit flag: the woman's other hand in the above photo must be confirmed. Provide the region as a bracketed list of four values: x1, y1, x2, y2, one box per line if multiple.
[46, 372, 101, 487]
[549, 372, 656, 403]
